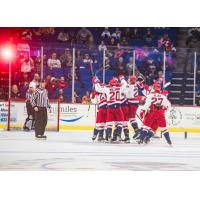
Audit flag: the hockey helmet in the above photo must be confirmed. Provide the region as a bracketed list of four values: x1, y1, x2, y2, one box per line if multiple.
[153, 83, 161, 92]
[109, 77, 118, 86]
[129, 75, 137, 84]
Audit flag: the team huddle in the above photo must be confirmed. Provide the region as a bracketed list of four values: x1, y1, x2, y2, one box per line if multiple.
[91, 75, 172, 146]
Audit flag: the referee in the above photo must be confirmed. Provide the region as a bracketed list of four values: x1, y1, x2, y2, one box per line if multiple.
[31, 80, 50, 139]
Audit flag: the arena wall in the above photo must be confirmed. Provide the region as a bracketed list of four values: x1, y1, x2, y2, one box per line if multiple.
[0, 101, 200, 133]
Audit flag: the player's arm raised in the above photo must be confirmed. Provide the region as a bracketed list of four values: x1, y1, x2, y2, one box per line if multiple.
[92, 77, 106, 94]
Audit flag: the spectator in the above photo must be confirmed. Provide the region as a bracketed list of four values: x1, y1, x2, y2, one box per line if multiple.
[19, 81, 29, 98]
[45, 75, 52, 91]
[158, 36, 164, 48]
[11, 84, 21, 99]
[98, 41, 107, 52]
[47, 77, 57, 99]
[58, 76, 69, 89]
[83, 53, 93, 64]
[57, 29, 70, 42]
[74, 90, 81, 103]
[47, 53, 61, 69]
[162, 34, 173, 52]
[69, 30, 76, 44]
[111, 28, 121, 41]
[60, 48, 72, 68]
[82, 95, 89, 104]
[86, 90, 91, 100]
[32, 73, 40, 87]
[87, 36, 95, 50]
[132, 28, 141, 39]
[116, 57, 126, 76]
[21, 72, 31, 83]
[123, 28, 131, 39]
[20, 54, 34, 75]
[34, 56, 42, 74]
[75, 49, 83, 66]
[21, 28, 32, 41]
[121, 37, 129, 46]
[144, 29, 154, 46]
[105, 57, 111, 69]
[38, 27, 55, 35]
[109, 37, 116, 46]
[101, 27, 111, 39]
[57, 89, 66, 102]
[76, 27, 93, 44]
[114, 43, 124, 58]
[126, 57, 134, 75]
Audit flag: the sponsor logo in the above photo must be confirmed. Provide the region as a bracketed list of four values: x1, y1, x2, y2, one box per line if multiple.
[167, 107, 182, 126]
[60, 115, 84, 122]
[60, 105, 85, 123]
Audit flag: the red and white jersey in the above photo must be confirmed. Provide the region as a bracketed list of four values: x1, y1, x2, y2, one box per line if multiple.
[142, 84, 153, 96]
[95, 83, 127, 106]
[91, 91, 107, 108]
[143, 92, 171, 112]
[121, 79, 139, 104]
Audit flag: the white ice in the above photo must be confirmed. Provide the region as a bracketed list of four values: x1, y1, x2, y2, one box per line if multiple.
[0, 131, 200, 170]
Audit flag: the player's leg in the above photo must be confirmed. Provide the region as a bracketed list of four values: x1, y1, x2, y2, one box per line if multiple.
[157, 112, 172, 145]
[144, 121, 158, 143]
[98, 108, 107, 141]
[92, 108, 101, 141]
[123, 121, 130, 142]
[92, 128, 99, 141]
[129, 104, 140, 139]
[112, 122, 118, 142]
[115, 107, 124, 142]
[122, 105, 130, 142]
[138, 112, 154, 144]
[97, 127, 105, 142]
[105, 108, 113, 142]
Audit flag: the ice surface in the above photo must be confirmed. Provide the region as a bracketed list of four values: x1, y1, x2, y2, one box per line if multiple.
[0, 131, 200, 170]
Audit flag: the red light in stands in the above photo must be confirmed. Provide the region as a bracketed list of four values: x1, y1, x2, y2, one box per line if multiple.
[1, 46, 14, 60]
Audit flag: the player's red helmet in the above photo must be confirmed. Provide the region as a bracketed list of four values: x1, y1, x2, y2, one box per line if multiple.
[129, 75, 136, 84]
[109, 77, 118, 86]
[162, 90, 169, 96]
[153, 83, 161, 92]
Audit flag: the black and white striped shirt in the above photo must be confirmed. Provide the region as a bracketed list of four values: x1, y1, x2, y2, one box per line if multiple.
[31, 88, 50, 108]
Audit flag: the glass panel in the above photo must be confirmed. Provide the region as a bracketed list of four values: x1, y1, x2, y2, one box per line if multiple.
[43, 46, 73, 103]
[169, 50, 194, 105]
[76, 48, 103, 104]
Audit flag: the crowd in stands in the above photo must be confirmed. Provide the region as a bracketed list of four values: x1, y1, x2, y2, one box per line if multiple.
[186, 28, 200, 48]
[0, 27, 178, 102]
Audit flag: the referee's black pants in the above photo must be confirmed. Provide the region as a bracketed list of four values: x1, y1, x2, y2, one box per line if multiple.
[34, 107, 47, 136]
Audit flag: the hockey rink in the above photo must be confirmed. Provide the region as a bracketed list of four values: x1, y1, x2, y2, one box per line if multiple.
[0, 131, 200, 171]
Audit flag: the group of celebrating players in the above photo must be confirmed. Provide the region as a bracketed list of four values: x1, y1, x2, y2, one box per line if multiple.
[91, 74, 172, 146]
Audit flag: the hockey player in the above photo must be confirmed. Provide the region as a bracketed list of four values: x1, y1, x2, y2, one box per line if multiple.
[23, 82, 36, 131]
[91, 86, 107, 142]
[92, 76, 127, 142]
[138, 84, 172, 145]
[119, 75, 141, 139]
[138, 90, 169, 143]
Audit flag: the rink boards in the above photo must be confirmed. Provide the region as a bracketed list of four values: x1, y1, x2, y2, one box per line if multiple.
[0, 101, 200, 133]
